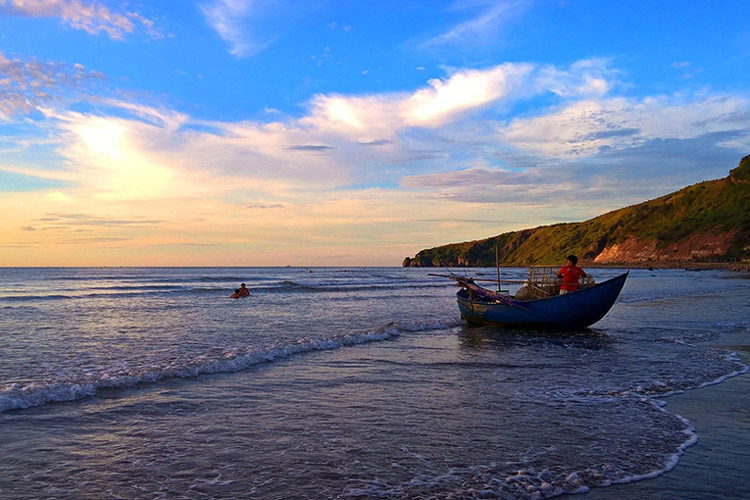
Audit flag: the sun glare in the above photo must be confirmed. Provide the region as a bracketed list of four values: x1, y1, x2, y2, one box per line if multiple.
[81, 121, 124, 158]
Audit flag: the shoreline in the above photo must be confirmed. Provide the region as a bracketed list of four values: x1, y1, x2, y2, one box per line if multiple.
[403, 262, 750, 271]
[583, 262, 750, 271]
[570, 332, 750, 499]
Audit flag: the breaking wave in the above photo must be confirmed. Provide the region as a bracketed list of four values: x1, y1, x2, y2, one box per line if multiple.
[0, 317, 461, 414]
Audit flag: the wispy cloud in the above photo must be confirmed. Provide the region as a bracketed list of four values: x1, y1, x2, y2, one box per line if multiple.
[37, 212, 163, 227]
[534, 58, 619, 98]
[397, 92, 750, 209]
[244, 202, 284, 209]
[423, 0, 530, 49]
[0, 0, 160, 40]
[358, 139, 393, 146]
[402, 166, 541, 189]
[498, 94, 750, 158]
[0, 51, 104, 120]
[284, 144, 334, 152]
[200, 0, 275, 57]
[29, 59, 740, 203]
[4, 57, 749, 265]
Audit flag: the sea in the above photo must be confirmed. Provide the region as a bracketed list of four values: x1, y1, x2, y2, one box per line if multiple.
[0, 267, 748, 500]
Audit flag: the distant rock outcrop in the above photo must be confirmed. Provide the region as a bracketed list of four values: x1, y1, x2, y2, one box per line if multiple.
[404, 154, 750, 267]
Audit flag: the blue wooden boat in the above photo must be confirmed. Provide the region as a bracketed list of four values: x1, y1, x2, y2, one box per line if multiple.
[454, 271, 628, 329]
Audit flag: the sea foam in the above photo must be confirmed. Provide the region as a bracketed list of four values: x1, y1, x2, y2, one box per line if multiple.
[0, 317, 461, 414]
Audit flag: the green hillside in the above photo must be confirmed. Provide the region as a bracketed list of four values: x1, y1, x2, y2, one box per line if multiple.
[403, 155, 750, 267]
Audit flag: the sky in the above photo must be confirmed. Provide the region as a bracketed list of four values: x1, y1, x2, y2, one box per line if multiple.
[1, 0, 749, 267]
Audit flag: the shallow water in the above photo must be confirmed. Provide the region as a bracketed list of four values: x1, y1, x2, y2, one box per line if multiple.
[0, 267, 748, 499]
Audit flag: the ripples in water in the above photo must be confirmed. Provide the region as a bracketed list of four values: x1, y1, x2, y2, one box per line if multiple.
[0, 267, 748, 499]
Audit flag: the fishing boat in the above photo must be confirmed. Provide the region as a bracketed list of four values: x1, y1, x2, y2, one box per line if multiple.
[436, 267, 628, 329]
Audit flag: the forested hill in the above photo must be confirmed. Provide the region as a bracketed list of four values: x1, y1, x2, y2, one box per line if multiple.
[403, 155, 750, 268]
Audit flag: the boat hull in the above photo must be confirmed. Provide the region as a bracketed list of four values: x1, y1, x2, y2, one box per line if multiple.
[457, 272, 628, 329]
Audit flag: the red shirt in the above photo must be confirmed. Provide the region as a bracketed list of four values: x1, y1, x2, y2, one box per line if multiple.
[557, 265, 586, 291]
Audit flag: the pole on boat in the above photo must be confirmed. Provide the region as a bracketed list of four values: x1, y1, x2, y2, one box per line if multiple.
[495, 242, 501, 292]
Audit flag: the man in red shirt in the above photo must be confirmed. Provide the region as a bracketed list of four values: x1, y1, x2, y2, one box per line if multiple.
[557, 255, 586, 294]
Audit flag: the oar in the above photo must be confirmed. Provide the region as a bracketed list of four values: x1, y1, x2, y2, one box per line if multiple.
[429, 274, 561, 286]
[454, 276, 529, 310]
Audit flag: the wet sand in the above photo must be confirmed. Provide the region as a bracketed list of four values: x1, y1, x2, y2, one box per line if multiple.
[574, 335, 750, 500]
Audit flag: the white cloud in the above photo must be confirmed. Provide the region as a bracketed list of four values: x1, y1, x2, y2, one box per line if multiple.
[200, 0, 276, 57]
[18, 59, 688, 203]
[406, 64, 533, 124]
[534, 58, 617, 98]
[301, 63, 535, 140]
[13, 59, 745, 204]
[29, 64, 539, 200]
[0, 0, 159, 40]
[49, 108, 185, 200]
[423, 0, 530, 48]
[4, 58, 750, 265]
[298, 60, 623, 144]
[392, 90, 750, 211]
[498, 94, 750, 158]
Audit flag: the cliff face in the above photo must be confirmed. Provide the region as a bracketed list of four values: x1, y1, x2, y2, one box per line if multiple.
[592, 229, 738, 264]
[404, 155, 750, 267]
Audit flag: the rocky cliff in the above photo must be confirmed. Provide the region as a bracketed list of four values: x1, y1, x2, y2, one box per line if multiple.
[404, 155, 750, 267]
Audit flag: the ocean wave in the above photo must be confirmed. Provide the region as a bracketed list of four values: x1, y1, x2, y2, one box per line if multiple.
[87, 284, 184, 291]
[0, 294, 75, 302]
[249, 280, 450, 294]
[618, 281, 748, 304]
[339, 394, 700, 500]
[339, 418, 696, 500]
[51, 274, 271, 284]
[552, 350, 749, 401]
[197, 275, 271, 283]
[55, 275, 142, 281]
[0, 287, 246, 301]
[0, 280, 450, 302]
[0, 317, 460, 414]
[697, 354, 750, 389]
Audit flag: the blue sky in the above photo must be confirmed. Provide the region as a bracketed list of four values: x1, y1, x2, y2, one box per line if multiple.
[1, 0, 749, 266]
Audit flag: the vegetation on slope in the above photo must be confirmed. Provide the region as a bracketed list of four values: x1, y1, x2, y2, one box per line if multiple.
[404, 155, 750, 267]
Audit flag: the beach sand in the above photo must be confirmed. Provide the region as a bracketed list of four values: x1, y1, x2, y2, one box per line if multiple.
[571, 333, 750, 500]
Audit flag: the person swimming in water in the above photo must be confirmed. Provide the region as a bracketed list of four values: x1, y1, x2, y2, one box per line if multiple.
[230, 283, 250, 298]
